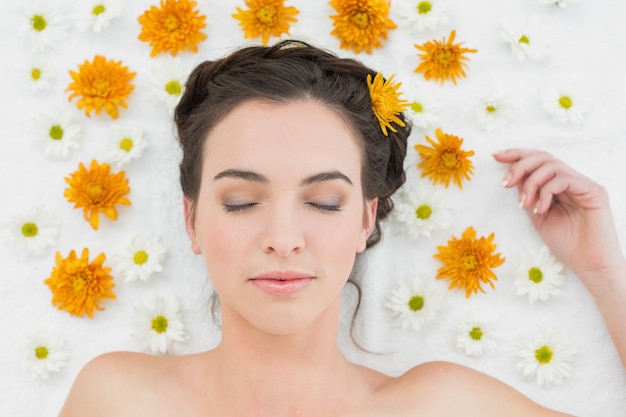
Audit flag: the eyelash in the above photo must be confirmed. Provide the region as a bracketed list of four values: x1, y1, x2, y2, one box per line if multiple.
[223, 202, 342, 213]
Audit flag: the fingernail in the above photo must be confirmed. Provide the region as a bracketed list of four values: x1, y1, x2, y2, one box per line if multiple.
[532, 206, 539, 214]
[501, 172, 512, 187]
[518, 193, 526, 208]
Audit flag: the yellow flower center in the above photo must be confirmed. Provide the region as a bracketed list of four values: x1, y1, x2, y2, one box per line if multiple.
[486, 105, 497, 113]
[351, 11, 369, 28]
[31, 68, 42, 80]
[49, 125, 64, 140]
[528, 267, 543, 283]
[434, 48, 453, 66]
[469, 327, 483, 341]
[165, 80, 182, 96]
[22, 222, 39, 237]
[256, 5, 276, 24]
[152, 315, 169, 333]
[535, 345, 553, 364]
[415, 204, 432, 220]
[163, 14, 181, 32]
[86, 183, 105, 202]
[559, 96, 573, 109]
[120, 138, 134, 152]
[417, 1, 432, 14]
[440, 151, 459, 168]
[92, 5, 106, 15]
[35, 346, 49, 359]
[518, 35, 530, 45]
[72, 273, 89, 292]
[411, 101, 424, 113]
[92, 78, 112, 98]
[134, 250, 149, 265]
[461, 255, 477, 271]
[31, 15, 47, 31]
[408, 295, 424, 312]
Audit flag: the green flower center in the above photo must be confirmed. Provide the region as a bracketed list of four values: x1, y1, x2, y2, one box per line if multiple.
[408, 295, 424, 312]
[411, 101, 424, 113]
[256, 5, 276, 24]
[417, 1, 432, 14]
[535, 345, 553, 364]
[415, 204, 432, 220]
[152, 315, 169, 333]
[120, 138, 134, 152]
[486, 105, 497, 113]
[35, 346, 49, 359]
[31, 15, 47, 31]
[165, 80, 182, 96]
[134, 250, 149, 265]
[469, 327, 483, 341]
[528, 267, 543, 284]
[22, 222, 39, 237]
[92, 5, 106, 15]
[558, 96, 573, 109]
[351, 11, 369, 28]
[49, 125, 64, 140]
[518, 35, 530, 45]
[31, 68, 42, 80]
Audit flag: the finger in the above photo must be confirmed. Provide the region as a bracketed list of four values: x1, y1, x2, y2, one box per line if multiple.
[501, 151, 561, 189]
[517, 160, 559, 210]
[533, 175, 571, 215]
[492, 148, 544, 163]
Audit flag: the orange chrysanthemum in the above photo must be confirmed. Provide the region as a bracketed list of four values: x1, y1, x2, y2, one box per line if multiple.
[434, 227, 506, 298]
[66, 55, 136, 119]
[44, 248, 116, 318]
[233, 0, 299, 46]
[415, 128, 474, 189]
[414, 30, 477, 84]
[329, 0, 396, 54]
[367, 73, 409, 136]
[138, 0, 207, 57]
[64, 160, 131, 230]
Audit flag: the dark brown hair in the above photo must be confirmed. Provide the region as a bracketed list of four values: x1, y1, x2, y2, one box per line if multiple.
[174, 40, 410, 249]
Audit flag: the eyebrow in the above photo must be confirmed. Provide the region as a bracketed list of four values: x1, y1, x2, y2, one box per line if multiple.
[213, 169, 353, 186]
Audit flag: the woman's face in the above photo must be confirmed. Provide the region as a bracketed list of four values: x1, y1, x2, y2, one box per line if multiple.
[185, 99, 376, 335]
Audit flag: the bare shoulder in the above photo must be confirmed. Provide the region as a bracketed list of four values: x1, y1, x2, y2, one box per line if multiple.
[375, 361, 573, 417]
[58, 351, 182, 417]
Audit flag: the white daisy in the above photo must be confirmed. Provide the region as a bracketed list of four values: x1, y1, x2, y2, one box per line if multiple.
[515, 245, 566, 303]
[22, 329, 69, 380]
[131, 294, 188, 354]
[475, 95, 511, 133]
[73, 0, 124, 33]
[148, 57, 189, 111]
[18, 0, 69, 52]
[405, 95, 441, 131]
[392, 185, 452, 240]
[105, 123, 148, 168]
[455, 314, 498, 357]
[36, 111, 82, 159]
[22, 58, 57, 92]
[394, 0, 449, 34]
[385, 274, 443, 331]
[540, 83, 588, 125]
[115, 235, 167, 283]
[515, 327, 576, 387]
[6, 207, 60, 257]
[501, 17, 547, 62]
[537, 0, 576, 7]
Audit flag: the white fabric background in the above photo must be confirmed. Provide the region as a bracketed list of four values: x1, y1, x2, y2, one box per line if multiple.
[1, 0, 625, 415]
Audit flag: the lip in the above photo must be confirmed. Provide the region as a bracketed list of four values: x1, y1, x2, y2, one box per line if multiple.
[250, 271, 314, 296]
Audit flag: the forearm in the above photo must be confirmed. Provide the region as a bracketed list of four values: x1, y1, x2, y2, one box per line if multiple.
[578, 257, 626, 368]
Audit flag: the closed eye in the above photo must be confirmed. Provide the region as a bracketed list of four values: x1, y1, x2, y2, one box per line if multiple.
[223, 203, 258, 213]
[306, 202, 342, 212]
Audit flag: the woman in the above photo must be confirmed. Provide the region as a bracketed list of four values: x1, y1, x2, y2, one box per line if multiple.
[58, 41, 626, 416]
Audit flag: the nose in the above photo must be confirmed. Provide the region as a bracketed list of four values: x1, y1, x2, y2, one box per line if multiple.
[260, 203, 305, 257]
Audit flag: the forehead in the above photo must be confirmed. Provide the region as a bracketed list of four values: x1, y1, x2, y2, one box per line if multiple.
[202, 99, 364, 180]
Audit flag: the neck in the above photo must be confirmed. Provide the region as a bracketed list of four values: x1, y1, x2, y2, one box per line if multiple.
[206, 297, 363, 416]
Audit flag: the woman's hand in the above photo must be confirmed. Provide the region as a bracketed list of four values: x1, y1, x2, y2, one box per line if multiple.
[493, 149, 624, 280]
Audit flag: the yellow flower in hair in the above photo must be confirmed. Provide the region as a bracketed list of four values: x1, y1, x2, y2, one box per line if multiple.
[367, 73, 409, 136]
[232, 0, 299, 46]
[414, 30, 477, 84]
[434, 227, 505, 298]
